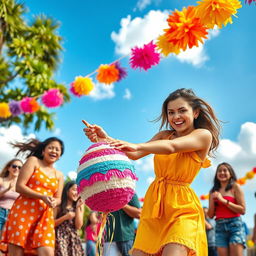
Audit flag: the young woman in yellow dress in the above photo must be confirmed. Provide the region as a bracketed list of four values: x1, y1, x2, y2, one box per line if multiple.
[83, 88, 221, 256]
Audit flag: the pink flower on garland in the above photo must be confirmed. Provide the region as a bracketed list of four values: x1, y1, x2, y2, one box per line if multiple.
[20, 97, 40, 113]
[70, 82, 82, 97]
[114, 62, 127, 81]
[42, 89, 64, 108]
[130, 41, 160, 71]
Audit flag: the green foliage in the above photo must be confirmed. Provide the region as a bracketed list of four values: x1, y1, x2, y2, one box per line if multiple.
[0, 0, 70, 131]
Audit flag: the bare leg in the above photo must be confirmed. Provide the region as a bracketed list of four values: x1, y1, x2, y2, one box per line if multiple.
[229, 244, 244, 256]
[37, 246, 54, 256]
[162, 243, 188, 256]
[8, 244, 24, 256]
[217, 247, 229, 256]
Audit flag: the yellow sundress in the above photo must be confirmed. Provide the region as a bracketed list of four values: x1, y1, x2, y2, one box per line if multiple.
[132, 151, 210, 255]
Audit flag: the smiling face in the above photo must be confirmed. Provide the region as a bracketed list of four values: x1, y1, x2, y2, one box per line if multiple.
[167, 97, 199, 136]
[67, 184, 78, 202]
[216, 164, 232, 183]
[8, 160, 23, 177]
[42, 140, 62, 164]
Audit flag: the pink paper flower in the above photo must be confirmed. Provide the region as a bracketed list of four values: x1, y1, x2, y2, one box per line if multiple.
[20, 97, 40, 113]
[130, 41, 160, 71]
[70, 82, 82, 97]
[42, 89, 64, 108]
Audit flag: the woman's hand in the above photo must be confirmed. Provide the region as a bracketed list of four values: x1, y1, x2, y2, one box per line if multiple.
[82, 120, 109, 142]
[42, 195, 57, 208]
[66, 211, 76, 220]
[109, 139, 140, 152]
[76, 198, 84, 210]
[212, 191, 225, 203]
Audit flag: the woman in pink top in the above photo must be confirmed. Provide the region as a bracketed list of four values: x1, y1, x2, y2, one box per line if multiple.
[208, 162, 246, 256]
[0, 159, 22, 237]
[85, 211, 101, 256]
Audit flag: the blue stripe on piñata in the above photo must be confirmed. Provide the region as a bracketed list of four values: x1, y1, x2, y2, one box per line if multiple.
[76, 160, 136, 184]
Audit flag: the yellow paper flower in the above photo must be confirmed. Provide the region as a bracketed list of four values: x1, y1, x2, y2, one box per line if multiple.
[195, 0, 242, 29]
[96, 64, 119, 84]
[0, 102, 12, 118]
[165, 6, 208, 52]
[156, 34, 181, 56]
[246, 171, 254, 179]
[73, 76, 94, 96]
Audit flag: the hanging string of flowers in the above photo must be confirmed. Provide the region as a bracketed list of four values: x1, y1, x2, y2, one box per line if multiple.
[200, 166, 256, 200]
[1, 0, 251, 117]
[70, 0, 244, 97]
[0, 88, 64, 119]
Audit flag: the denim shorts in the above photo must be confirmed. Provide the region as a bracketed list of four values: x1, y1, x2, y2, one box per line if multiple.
[215, 217, 246, 248]
[0, 207, 9, 230]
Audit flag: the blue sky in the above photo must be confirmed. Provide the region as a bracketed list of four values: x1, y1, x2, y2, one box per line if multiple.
[1, 0, 256, 227]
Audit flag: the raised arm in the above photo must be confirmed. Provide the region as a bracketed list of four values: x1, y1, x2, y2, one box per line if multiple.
[75, 198, 84, 230]
[228, 183, 246, 215]
[82, 119, 171, 160]
[111, 129, 212, 157]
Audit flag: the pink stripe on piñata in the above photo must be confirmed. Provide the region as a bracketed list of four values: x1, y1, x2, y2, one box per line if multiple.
[86, 142, 108, 151]
[79, 148, 126, 165]
[77, 169, 138, 193]
[85, 187, 135, 212]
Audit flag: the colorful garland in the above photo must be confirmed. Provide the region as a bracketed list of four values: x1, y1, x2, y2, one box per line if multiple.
[69, 0, 246, 95]
[0, 89, 64, 119]
[200, 166, 256, 200]
[1, 0, 253, 116]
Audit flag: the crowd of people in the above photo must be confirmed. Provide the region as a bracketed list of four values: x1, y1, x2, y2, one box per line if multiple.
[0, 88, 254, 256]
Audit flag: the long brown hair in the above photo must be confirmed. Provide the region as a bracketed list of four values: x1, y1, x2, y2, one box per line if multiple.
[155, 88, 221, 154]
[0, 159, 23, 178]
[210, 162, 237, 192]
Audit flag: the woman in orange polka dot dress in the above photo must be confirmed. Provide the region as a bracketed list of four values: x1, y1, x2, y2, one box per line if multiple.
[0, 137, 64, 256]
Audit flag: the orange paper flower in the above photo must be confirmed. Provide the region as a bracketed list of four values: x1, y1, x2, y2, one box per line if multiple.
[96, 64, 119, 84]
[156, 34, 180, 56]
[72, 76, 94, 96]
[0, 102, 11, 118]
[195, 0, 242, 29]
[237, 177, 246, 185]
[30, 98, 40, 113]
[246, 171, 254, 179]
[165, 6, 208, 51]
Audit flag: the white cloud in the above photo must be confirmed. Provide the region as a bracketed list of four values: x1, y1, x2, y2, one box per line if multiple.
[111, 11, 220, 67]
[204, 122, 256, 191]
[53, 128, 61, 136]
[68, 171, 77, 180]
[111, 10, 169, 55]
[135, 0, 152, 11]
[123, 88, 132, 100]
[135, 155, 154, 172]
[89, 82, 115, 101]
[175, 44, 209, 67]
[0, 125, 35, 169]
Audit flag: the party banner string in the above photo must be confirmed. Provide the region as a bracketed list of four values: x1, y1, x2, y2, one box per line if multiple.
[0, 0, 255, 119]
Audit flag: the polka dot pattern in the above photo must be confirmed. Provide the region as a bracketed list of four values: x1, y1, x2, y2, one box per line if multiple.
[1, 168, 58, 252]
